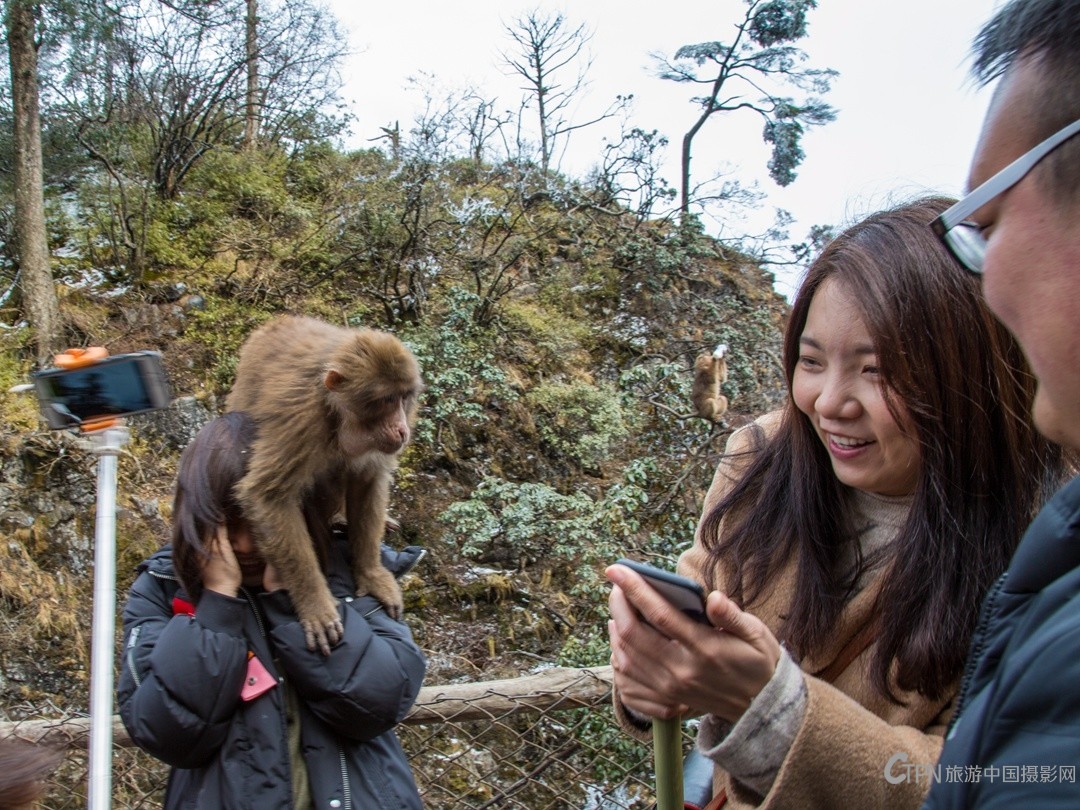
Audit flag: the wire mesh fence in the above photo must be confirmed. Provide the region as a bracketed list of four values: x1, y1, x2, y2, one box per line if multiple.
[2, 665, 696, 809]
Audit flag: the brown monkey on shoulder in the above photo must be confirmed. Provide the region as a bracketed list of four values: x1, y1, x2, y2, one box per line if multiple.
[691, 343, 729, 422]
[226, 315, 422, 655]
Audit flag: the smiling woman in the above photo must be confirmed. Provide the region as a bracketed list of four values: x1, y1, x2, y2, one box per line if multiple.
[607, 195, 1069, 809]
[792, 278, 921, 497]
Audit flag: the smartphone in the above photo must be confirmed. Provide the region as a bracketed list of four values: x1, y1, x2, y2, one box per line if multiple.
[32, 351, 172, 429]
[614, 558, 709, 624]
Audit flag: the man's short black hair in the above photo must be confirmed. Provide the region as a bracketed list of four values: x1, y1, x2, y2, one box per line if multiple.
[973, 0, 1080, 84]
[972, 0, 1080, 204]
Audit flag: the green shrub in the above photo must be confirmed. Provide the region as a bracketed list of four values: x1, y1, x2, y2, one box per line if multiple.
[526, 380, 629, 469]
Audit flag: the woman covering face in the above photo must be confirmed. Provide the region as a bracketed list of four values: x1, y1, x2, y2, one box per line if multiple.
[117, 412, 426, 810]
[607, 196, 1069, 809]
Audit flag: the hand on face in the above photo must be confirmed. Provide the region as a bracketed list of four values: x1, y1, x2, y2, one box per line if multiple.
[202, 523, 271, 595]
[202, 524, 243, 596]
[605, 564, 781, 724]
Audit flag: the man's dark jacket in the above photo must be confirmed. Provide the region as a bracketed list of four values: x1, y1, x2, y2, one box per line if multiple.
[118, 536, 427, 809]
[924, 473, 1080, 808]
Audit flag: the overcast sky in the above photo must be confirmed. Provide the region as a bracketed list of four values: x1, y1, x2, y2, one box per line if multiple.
[325, 0, 1003, 299]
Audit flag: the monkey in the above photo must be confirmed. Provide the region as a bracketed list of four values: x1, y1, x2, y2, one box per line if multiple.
[225, 315, 422, 655]
[690, 343, 730, 423]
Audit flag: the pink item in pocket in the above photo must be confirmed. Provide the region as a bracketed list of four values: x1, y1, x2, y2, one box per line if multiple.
[240, 653, 278, 701]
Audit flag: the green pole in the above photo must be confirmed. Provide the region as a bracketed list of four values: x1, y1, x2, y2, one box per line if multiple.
[653, 716, 683, 810]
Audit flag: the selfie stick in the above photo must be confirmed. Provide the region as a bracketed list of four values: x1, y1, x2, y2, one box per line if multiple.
[87, 423, 128, 809]
[54, 348, 128, 809]
[653, 717, 684, 810]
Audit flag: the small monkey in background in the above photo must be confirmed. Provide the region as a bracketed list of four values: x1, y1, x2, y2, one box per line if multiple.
[226, 315, 422, 655]
[691, 343, 730, 422]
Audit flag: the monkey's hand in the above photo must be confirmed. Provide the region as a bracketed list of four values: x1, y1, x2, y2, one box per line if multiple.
[355, 564, 405, 620]
[291, 584, 344, 656]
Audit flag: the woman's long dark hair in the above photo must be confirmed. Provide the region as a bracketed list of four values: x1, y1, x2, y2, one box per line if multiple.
[171, 411, 258, 602]
[700, 196, 1066, 700]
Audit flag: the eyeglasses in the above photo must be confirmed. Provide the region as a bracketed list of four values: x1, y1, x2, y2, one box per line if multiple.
[931, 117, 1080, 274]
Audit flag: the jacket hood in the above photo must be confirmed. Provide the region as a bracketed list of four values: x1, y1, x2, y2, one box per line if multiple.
[136, 546, 175, 578]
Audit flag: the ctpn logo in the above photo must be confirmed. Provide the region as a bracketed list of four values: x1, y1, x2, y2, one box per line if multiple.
[884, 752, 941, 786]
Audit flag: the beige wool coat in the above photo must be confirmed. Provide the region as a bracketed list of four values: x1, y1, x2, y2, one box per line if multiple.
[615, 417, 956, 809]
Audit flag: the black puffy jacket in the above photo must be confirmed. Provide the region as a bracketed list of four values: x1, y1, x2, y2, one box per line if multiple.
[924, 473, 1080, 808]
[118, 536, 427, 810]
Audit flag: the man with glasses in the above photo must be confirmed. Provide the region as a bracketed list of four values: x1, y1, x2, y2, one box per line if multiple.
[923, 0, 1080, 806]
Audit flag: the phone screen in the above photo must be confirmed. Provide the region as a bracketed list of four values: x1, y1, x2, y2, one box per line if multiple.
[33, 353, 170, 428]
[614, 558, 709, 624]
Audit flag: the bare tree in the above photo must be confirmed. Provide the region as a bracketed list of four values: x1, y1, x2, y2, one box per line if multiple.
[453, 91, 513, 166]
[253, 0, 347, 148]
[244, 0, 259, 149]
[5, 0, 61, 365]
[501, 9, 624, 173]
[655, 0, 837, 217]
[591, 123, 676, 224]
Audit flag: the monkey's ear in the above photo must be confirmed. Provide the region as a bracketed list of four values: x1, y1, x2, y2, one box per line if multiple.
[324, 369, 345, 391]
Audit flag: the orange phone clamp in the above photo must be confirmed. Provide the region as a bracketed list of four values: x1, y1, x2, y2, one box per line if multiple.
[54, 346, 109, 369]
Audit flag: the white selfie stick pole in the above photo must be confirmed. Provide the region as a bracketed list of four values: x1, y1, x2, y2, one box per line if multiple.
[87, 423, 129, 810]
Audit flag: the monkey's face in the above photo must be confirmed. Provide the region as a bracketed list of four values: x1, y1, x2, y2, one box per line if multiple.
[335, 393, 416, 457]
[324, 330, 422, 458]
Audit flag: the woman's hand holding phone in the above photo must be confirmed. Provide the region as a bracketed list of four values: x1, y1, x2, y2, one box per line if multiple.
[605, 560, 782, 724]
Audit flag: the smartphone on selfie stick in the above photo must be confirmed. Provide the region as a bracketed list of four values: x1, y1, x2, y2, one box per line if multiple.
[31, 348, 171, 808]
[32, 350, 171, 430]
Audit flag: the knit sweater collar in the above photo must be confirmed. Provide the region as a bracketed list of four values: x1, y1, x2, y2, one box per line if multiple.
[844, 487, 914, 587]
[850, 488, 913, 535]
